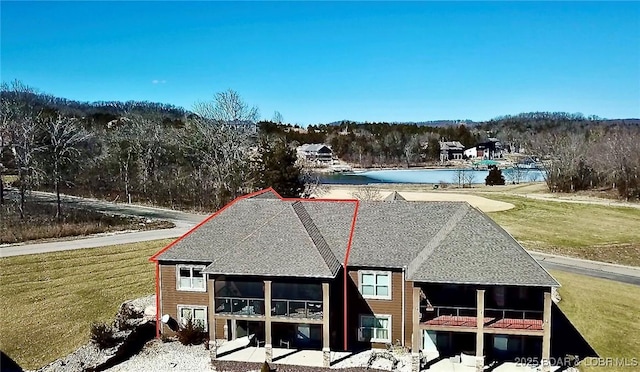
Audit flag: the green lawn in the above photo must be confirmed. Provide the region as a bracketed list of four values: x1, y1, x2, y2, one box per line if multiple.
[485, 194, 640, 266]
[552, 270, 640, 372]
[0, 239, 171, 370]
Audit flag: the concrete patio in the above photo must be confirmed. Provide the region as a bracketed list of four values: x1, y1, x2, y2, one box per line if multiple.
[217, 346, 353, 367]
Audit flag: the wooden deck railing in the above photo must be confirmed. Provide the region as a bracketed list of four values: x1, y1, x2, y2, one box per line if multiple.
[421, 305, 543, 327]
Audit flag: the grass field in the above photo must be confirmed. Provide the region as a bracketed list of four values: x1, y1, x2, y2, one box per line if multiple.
[485, 195, 640, 266]
[552, 270, 640, 371]
[0, 239, 171, 370]
[1, 243, 638, 371]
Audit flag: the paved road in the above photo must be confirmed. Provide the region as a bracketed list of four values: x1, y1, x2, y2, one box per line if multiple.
[2, 190, 639, 285]
[1, 189, 205, 257]
[530, 252, 640, 286]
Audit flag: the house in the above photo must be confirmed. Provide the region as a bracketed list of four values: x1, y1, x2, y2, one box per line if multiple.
[297, 143, 333, 163]
[466, 138, 504, 160]
[439, 141, 465, 162]
[150, 189, 563, 372]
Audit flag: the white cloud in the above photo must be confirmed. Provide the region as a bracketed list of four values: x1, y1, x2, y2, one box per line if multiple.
[151, 79, 167, 84]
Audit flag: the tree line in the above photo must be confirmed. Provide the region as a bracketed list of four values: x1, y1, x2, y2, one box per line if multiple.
[3, 80, 639, 214]
[1, 81, 305, 219]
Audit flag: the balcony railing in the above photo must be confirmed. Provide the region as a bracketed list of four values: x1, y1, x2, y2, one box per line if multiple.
[271, 299, 323, 320]
[214, 297, 324, 319]
[215, 297, 265, 316]
[421, 305, 543, 330]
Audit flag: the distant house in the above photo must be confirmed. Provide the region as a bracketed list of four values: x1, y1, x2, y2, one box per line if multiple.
[466, 138, 504, 160]
[297, 143, 333, 163]
[439, 141, 465, 162]
[151, 188, 575, 372]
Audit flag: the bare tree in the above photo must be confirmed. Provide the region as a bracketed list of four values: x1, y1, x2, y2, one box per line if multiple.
[504, 166, 525, 185]
[181, 90, 259, 209]
[528, 132, 591, 192]
[272, 111, 284, 124]
[452, 168, 464, 188]
[1, 80, 44, 218]
[351, 186, 382, 201]
[193, 89, 259, 131]
[41, 115, 92, 219]
[462, 169, 476, 188]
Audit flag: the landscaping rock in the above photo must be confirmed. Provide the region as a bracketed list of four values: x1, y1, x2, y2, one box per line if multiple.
[35, 295, 157, 372]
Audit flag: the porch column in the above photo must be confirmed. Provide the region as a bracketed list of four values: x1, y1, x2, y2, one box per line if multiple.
[264, 280, 273, 363]
[541, 291, 552, 372]
[411, 286, 421, 372]
[208, 277, 217, 360]
[322, 282, 331, 368]
[475, 289, 485, 372]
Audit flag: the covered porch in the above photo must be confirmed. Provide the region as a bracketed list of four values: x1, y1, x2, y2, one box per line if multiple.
[411, 286, 553, 372]
[208, 277, 333, 367]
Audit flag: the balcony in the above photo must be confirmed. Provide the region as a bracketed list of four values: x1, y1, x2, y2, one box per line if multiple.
[272, 299, 323, 320]
[215, 297, 266, 316]
[421, 305, 543, 334]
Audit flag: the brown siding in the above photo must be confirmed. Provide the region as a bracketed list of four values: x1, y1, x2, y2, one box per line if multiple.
[159, 264, 209, 336]
[348, 269, 405, 348]
[404, 280, 414, 348]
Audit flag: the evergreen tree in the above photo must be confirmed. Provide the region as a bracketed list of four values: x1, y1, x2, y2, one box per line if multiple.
[254, 138, 304, 197]
[485, 165, 505, 186]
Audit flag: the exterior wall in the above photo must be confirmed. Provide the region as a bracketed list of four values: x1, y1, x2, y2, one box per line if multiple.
[348, 269, 404, 349]
[404, 280, 414, 348]
[159, 263, 209, 336]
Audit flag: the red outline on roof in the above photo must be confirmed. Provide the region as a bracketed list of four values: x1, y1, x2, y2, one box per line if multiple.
[149, 188, 282, 262]
[149, 188, 361, 344]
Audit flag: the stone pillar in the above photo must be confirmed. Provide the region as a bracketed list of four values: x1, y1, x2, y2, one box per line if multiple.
[411, 286, 421, 372]
[475, 289, 485, 372]
[208, 277, 217, 360]
[322, 282, 331, 367]
[265, 280, 273, 363]
[541, 291, 552, 372]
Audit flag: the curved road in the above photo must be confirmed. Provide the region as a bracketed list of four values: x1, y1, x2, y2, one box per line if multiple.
[2, 190, 639, 285]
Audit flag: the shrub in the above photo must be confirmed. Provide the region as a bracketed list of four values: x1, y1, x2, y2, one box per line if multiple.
[485, 165, 505, 186]
[176, 317, 207, 345]
[90, 322, 118, 349]
[260, 361, 271, 372]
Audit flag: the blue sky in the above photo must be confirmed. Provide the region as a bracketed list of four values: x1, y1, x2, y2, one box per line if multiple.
[2, 1, 639, 125]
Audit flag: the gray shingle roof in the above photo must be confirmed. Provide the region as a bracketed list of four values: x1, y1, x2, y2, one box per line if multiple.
[407, 207, 558, 286]
[248, 189, 281, 199]
[347, 202, 462, 269]
[157, 199, 337, 278]
[155, 193, 558, 286]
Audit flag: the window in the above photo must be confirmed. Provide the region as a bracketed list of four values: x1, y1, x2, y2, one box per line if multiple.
[177, 305, 207, 330]
[177, 265, 205, 291]
[359, 271, 391, 300]
[358, 315, 391, 343]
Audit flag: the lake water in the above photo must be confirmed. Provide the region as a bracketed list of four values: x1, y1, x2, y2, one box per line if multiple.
[319, 168, 545, 185]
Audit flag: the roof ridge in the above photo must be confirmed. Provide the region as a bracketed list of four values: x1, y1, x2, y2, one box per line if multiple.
[406, 203, 470, 278]
[291, 201, 342, 276]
